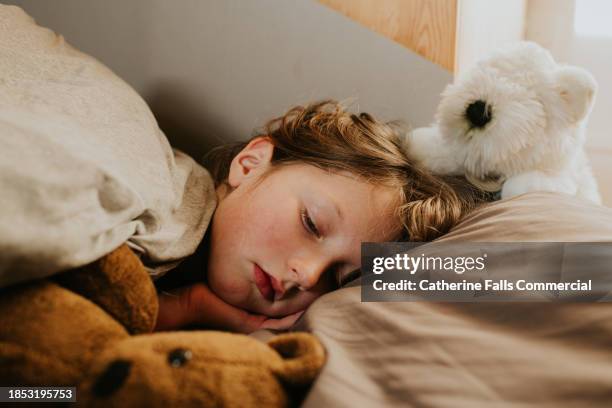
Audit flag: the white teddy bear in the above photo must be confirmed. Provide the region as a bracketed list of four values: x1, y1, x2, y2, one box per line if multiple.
[403, 41, 602, 204]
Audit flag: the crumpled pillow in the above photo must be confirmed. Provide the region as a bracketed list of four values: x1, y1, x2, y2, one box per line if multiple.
[0, 4, 217, 288]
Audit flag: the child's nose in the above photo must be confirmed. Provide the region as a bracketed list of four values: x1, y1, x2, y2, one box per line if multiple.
[289, 257, 330, 291]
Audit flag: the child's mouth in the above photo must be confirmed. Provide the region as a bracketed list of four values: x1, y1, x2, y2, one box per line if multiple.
[254, 264, 275, 302]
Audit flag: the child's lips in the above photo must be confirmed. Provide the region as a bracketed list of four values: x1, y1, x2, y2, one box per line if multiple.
[254, 264, 275, 302]
[269, 274, 286, 300]
[254, 264, 287, 302]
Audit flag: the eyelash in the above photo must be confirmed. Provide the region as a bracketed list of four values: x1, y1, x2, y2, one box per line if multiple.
[301, 208, 321, 238]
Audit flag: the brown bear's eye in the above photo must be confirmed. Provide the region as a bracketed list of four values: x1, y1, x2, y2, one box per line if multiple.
[168, 348, 192, 367]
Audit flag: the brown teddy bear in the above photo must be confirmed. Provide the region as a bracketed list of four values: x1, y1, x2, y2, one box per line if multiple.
[0, 244, 326, 407]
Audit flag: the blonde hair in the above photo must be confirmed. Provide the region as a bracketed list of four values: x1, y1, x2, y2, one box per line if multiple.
[203, 100, 486, 241]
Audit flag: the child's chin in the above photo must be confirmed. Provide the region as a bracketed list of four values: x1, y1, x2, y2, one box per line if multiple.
[241, 300, 283, 318]
[228, 289, 272, 316]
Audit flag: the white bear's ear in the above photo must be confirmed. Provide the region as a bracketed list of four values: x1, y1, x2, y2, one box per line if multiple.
[555, 66, 597, 123]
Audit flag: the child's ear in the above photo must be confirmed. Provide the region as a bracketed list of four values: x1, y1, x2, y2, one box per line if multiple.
[227, 136, 274, 188]
[555, 65, 597, 124]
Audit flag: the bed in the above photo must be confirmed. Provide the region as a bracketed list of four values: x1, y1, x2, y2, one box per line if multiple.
[3, 5, 612, 407]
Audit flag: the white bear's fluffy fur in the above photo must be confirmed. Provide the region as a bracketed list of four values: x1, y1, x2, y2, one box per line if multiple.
[403, 41, 601, 204]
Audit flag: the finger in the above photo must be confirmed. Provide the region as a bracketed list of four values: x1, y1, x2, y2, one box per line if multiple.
[259, 310, 305, 331]
[239, 313, 269, 334]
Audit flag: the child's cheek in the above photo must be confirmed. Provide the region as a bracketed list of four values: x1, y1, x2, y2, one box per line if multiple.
[208, 263, 248, 307]
[221, 274, 246, 295]
[251, 200, 296, 253]
[264, 219, 292, 252]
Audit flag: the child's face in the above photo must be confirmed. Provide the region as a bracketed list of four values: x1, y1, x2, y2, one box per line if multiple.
[207, 137, 401, 318]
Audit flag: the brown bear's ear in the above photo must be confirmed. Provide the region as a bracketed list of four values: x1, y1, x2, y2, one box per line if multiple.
[268, 332, 326, 387]
[555, 65, 597, 124]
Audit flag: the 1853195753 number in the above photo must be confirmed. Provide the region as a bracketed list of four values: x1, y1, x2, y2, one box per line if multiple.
[1, 387, 76, 402]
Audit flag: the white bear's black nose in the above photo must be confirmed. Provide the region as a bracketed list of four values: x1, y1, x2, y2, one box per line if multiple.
[466, 100, 492, 128]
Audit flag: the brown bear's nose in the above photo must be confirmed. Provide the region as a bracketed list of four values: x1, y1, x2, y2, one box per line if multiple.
[92, 359, 132, 397]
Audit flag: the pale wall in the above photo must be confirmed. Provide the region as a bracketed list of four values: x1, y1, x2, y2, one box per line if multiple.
[7, 0, 452, 160]
[526, 0, 612, 206]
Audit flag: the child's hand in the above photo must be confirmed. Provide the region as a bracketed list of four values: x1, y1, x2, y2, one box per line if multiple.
[154, 282, 304, 334]
[244, 309, 305, 332]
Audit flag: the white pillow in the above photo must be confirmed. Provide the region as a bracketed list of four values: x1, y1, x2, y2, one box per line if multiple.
[0, 5, 217, 288]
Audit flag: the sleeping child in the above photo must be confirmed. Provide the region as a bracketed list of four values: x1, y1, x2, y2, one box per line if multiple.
[153, 100, 484, 333]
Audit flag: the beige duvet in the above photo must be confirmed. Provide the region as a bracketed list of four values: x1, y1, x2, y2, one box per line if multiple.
[0, 5, 216, 288]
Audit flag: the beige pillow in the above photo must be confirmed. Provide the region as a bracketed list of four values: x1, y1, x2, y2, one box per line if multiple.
[294, 192, 612, 407]
[438, 191, 612, 242]
[0, 5, 216, 288]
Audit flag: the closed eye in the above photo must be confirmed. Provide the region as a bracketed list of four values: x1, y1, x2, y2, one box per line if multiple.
[301, 209, 321, 238]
